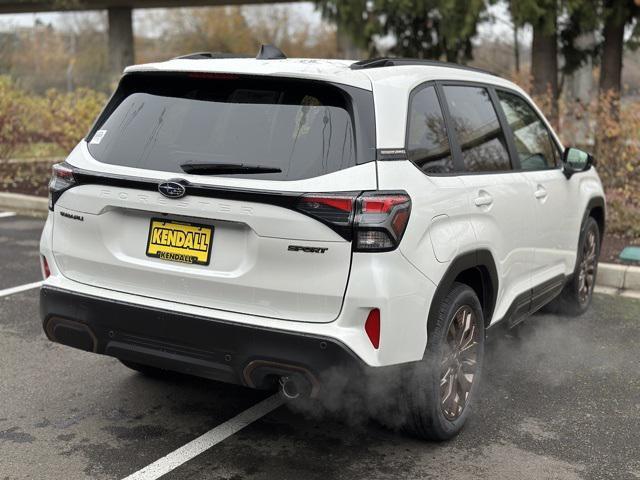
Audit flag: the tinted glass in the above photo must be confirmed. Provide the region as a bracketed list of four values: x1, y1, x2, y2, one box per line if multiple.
[443, 86, 511, 172]
[87, 73, 367, 181]
[406, 86, 453, 174]
[497, 91, 558, 170]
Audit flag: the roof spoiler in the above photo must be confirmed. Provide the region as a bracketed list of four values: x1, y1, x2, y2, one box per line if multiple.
[173, 52, 250, 60]
[173, 45, 287, 61]
[350, 57, 496, 76]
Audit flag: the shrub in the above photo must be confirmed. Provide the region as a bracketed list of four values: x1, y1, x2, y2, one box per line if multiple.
[560, 93, 639, 237]
[39, 88, 107, 153]
[522, 82, 639, 238]
[592, 92, 640, 192]
[0, 76, 29, 160]
[606, 188, 640, 238]
[0, 78, 106, 160]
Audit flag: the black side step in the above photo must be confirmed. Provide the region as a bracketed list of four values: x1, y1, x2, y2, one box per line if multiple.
[493, 274, 567, 329]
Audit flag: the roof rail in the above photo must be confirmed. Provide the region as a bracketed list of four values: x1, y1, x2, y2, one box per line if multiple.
[350, 57, 497, 76]
[173, 52, 250, 60]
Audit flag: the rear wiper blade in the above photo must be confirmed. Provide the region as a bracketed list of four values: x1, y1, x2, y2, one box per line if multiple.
[180, 162, 281, 175]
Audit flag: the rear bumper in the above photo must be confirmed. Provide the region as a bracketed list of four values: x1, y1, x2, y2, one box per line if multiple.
[40, 286, 370, 395]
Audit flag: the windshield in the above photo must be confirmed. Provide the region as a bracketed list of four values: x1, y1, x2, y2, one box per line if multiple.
[86, 73, 374, 181]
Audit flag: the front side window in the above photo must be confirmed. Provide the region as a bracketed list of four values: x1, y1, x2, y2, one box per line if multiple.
[497, 90, 559, 170]
[87, 73, 373, 181]
[443, 86, 512, 173]
[406, 86, 453, 174]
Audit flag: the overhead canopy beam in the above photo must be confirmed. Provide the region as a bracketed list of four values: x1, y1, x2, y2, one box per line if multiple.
[1, 0, 353, 76]
[0, 0, 298, 14]
[0, 0, 301, 76]
[108, 6, 133, 76]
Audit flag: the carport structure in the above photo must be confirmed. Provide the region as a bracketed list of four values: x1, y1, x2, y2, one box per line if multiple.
[0, 0, 300, 75]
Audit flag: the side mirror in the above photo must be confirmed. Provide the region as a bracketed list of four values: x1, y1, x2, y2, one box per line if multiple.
[563, 147, 594, 179]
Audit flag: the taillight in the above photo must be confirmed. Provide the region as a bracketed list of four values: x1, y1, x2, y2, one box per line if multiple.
[296, 193, 357, 239]
[297, 194, 355, 223]
[295, 191, 411, 252]
[48, 163, 76, 210]
[354, 192, 411, 252]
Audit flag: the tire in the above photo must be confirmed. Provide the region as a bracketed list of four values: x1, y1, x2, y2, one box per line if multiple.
[400, 282, 485, 441]
[545, 216, 600, 316]
[119, 359, 175, 378]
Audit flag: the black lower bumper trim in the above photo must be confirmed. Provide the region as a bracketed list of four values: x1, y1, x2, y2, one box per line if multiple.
[40, 286, 366, 391]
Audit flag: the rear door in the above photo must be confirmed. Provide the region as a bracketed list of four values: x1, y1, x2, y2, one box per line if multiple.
[51, 72, 377, 323]
[439, 84, 537, 321]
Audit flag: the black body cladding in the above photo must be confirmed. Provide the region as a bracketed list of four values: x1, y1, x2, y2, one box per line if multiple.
[41, 287, 369, 389]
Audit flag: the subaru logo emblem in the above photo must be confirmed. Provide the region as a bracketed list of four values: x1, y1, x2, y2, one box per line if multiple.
[158, 181, 186, 199]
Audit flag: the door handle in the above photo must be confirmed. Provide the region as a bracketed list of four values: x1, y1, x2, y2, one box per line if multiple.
[474, 193, 494, 207]
[534, 185, 548, 199]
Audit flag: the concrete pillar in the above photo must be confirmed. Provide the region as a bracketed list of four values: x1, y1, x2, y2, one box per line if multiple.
[567, 32, 596, 146]
[568, 33, 595, 104]
[108, 6, 134, 77]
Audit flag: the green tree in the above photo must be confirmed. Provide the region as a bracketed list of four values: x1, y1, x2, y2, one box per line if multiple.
[599, 0, 640, 99]
[509, 0, 559, 124]
[317, 0, 487, 62]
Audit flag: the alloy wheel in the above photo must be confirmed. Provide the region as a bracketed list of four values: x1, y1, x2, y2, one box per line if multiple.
[440, 305, 480, 421]
[577, 229, 597, 305]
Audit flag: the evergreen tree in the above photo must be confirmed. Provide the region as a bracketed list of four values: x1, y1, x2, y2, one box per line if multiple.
[317, 0, 487, 62]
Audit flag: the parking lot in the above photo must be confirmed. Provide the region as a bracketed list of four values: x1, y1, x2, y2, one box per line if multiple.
[1, 212, 639, 480]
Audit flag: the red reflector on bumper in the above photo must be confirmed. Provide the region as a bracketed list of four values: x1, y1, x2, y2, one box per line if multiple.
[365, 308, 380, 349]
[41, 255, 51, 279]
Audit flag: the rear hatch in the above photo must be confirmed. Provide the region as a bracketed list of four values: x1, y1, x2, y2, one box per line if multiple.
[50, 72, 376, 323]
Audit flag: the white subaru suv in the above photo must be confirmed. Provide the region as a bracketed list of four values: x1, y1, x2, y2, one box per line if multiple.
[40, 47, 605, 440]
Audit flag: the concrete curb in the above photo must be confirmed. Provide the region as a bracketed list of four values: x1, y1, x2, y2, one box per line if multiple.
[1, 191, 639, 294]
[0, 192, 48, 218]
[598, 263, 640, 292]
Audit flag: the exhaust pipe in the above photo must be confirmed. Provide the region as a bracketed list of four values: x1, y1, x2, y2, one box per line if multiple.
[279, 376, 301, 400]
[243, 360, 319, 398]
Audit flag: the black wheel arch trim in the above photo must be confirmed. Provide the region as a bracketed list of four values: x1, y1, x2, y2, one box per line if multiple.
[427, 250, 499, 335]
[583, 196, 606, 239]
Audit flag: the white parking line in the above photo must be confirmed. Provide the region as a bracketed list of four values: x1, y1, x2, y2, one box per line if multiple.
[0, 211, 16, 219]
[122, 394, 284, 480]
[0, 281, 43, 298]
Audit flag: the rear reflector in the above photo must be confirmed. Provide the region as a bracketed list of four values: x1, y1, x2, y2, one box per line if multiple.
[365, 308, 381, 349]
[41, 255, 51, 279]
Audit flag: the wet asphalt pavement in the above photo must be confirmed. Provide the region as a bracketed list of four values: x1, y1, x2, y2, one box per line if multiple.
[0, 213, 639, 480]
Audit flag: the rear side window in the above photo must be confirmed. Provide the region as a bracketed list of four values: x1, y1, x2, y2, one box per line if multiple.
[406, 86, 454, 174]
[442, 86, 511, 173]
[496, 91, 559, 170]
[87, 73, 374, 181]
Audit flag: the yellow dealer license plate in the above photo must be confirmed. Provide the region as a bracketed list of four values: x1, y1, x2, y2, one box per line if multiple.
[146, 219, 213, 266]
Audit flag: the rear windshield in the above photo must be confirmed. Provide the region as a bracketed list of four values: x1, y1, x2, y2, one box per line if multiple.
[86, 73, 375, 181]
